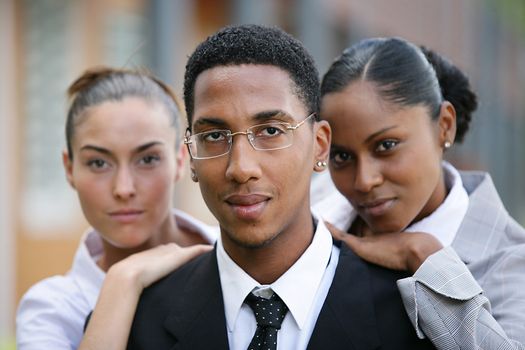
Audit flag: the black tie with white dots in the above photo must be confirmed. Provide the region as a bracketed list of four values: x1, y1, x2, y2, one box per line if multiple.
[244, 292, 289, 350]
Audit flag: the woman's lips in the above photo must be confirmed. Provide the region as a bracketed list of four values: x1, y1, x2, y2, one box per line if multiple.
[358, 198, 396, 217]
[108, 209, 144, 223]
[225, 194, 270, 221]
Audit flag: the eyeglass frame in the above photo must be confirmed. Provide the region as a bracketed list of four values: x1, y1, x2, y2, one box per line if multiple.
[184, 113, 316, 160]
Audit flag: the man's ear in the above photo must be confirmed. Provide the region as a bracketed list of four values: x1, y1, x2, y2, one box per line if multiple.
[189, 158, 198, 183]
[62, 149, 75, 189]
[174, 144, 188, 182]
[437, 101, 457, 147]
[313, 119, 331, 172]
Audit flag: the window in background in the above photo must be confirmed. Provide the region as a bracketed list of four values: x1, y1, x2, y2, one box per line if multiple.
[21, 0, 81, 236]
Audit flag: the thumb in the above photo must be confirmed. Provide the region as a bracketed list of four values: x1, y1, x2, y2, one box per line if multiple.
[325, 221, 345, 240]
[325, 221, 361, 250]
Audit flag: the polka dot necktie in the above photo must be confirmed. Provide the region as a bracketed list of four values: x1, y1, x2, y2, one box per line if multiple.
[244, 292, 289, 350]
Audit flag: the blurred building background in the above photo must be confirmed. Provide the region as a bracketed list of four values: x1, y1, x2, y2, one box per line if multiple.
[1, 0, 524, 347]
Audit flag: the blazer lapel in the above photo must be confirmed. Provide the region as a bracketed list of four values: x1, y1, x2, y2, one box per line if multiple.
[307, 242, 381, 350]
[453, 172, 509, 264]
[163, 251, 229, 350]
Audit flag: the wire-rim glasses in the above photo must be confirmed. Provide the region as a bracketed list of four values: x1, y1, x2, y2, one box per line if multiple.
[185, 113, 316, 160]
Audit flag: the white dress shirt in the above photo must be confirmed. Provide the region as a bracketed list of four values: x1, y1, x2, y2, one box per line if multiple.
[405, 162, 469, 246]
[216, 217, 339, 350]
[312, 161, 469, 246]
[16, 209, 217, 350]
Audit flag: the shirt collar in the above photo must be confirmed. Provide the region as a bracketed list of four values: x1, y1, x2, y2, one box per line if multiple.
[311, 189, 355, 231]
[405, 161, 469, 246]
[73, 209, 218, 308]
[313, 162, 469, 247]
[216, 216, 333, 332]
[72, 229, 106, 307]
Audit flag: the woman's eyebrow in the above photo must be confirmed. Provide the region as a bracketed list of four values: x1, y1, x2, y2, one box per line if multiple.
[135, 141, 164, 153]
[365, 125, 399, 143]
[79, 142, 163, 156]
[79, 145, 111, 155]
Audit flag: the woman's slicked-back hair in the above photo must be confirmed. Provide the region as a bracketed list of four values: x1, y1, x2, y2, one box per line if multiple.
[321, 37, 477, 143]
[66, 67, 185, 159]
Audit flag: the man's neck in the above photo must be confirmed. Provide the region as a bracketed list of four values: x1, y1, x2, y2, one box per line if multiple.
[221, 217, 315, 285]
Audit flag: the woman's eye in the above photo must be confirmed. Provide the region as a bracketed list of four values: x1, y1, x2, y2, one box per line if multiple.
[330, 151, 352, 165]
[87, 159, 109, 170]
[139, 155, 161, 166]
[376, 140, 398, 152]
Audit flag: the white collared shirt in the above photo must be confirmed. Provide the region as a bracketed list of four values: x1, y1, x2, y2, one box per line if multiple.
[405, 162, 469, 246]
[312, 162, 469, 247]
[216, 217, 339, 350]
[16, 209, 217, 350]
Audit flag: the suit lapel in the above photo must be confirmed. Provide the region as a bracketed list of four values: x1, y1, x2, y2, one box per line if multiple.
[307, 242, 381, 350]
[163, 251, 229, 350]
[453, 172, 509, 264]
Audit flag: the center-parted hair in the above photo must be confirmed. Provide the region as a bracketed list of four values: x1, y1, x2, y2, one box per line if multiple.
[66, 67, 185, 160]
[183, 24, 320, 127]
[321, 37, 477, 143]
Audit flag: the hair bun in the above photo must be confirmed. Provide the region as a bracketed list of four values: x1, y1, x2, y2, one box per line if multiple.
[420, 47, 478, 143]
[67, 67, 117, 100]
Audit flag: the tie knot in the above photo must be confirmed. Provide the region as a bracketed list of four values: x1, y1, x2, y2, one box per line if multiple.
[245, 292, 288, 329]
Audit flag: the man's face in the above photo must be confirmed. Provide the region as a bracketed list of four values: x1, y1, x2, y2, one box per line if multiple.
[190, 64, 328, 255]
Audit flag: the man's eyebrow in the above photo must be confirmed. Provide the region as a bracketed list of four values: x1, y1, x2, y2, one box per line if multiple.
[193, 117, 229, 129]
[252, 110, 293, 123]
[193, 110, 293, 130]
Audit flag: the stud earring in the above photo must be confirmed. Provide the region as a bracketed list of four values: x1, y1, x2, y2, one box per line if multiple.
[190, 170, 198, 182]
[316, 160, 327, 168]
[444, 141, 452, 149]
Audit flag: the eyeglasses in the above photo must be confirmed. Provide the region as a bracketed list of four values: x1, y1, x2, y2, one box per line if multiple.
[185, 113, 316, 160]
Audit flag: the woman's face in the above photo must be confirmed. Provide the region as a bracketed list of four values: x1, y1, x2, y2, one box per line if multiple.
[321, 81, 451, 233]
[63, 97, 184, 248]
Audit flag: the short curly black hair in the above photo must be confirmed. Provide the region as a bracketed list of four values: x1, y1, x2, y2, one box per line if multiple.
[183, 24, 320, 127]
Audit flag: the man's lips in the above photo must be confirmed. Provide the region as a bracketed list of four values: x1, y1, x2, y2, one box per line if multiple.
[108, 209, 144, 223]
[357, 198, 396, 217]
[224, 194, 271, 220]
[225, 194, 270, 205]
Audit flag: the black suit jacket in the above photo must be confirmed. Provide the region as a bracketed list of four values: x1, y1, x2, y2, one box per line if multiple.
[127, 242, 434, 349]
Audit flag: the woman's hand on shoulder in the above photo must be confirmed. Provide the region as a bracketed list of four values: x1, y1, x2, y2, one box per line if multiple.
[80, 244, 212, 350]
[107, 243, 213, 291]
[326, 222, 443, 273]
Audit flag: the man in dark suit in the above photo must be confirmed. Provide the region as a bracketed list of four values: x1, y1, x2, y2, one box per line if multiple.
[127, 24, 434, 350]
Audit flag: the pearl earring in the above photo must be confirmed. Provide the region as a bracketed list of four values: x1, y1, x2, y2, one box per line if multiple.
[444, 141, 452, 149]
[316, 160, 327, 168]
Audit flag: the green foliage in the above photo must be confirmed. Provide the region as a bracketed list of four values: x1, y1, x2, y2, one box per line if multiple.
[486, 0, 525, 35]
[0, 339, 15, 350]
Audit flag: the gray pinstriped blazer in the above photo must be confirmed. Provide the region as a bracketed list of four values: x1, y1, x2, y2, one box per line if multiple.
[398, 171, 525, 350]
[313, 170, 525, 350]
